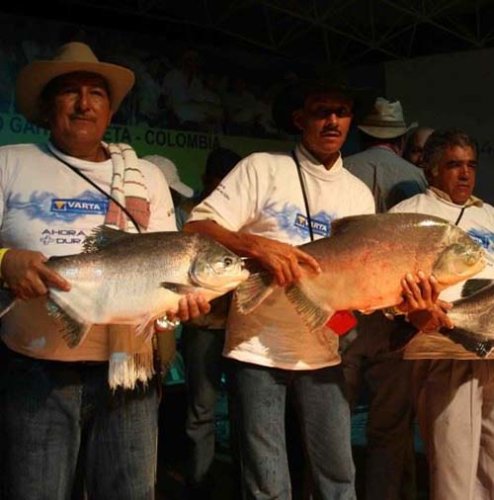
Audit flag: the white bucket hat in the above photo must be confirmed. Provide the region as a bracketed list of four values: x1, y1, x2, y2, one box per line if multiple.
[358, 97, 417, 139]
[16, 42, 135, 126]
[144, 155, 194, 198]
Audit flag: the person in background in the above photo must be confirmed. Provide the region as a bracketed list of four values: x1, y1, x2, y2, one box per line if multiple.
[392, 129, 494, 500]
[404, 126, 435, 168]
[344, 97, 426, 211]
[0, 41, 209, 500]
[143, 154, 195, 229]
[181, 147, 242, 500]
[342, 97, 427, 500]
[161, 48, 222, 132]
[223, 75, 260, 136]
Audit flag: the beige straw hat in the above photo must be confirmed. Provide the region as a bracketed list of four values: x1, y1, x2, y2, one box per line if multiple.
[358, 97, 417, 139]
[16, 42, 135, 125]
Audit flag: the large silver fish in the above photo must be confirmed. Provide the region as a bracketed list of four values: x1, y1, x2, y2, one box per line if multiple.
[0, 227, 249, 347]
[236, 213, 485, 330]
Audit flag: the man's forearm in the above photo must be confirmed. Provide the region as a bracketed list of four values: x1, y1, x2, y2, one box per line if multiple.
[184, 220, 263, 259]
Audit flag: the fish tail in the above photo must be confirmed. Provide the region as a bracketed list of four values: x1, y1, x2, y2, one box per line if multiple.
[0, 288, 16, 317]
[439, 327, 494, 358]
[235, 272, 275, 314]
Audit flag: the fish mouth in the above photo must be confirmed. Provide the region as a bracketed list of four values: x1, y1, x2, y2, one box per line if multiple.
[190, 268, 250, 292]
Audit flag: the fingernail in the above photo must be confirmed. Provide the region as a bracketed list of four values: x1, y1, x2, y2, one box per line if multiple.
[417, 270, 425, 279]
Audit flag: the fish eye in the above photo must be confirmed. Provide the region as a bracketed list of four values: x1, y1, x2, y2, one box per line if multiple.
[224, 257, 234, 267]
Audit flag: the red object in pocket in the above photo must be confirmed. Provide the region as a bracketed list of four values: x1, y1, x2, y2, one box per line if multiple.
[326, 310, 357, 336]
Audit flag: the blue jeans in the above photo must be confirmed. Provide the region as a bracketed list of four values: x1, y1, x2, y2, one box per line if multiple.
[182, 325, 233, 488]
[231, 361, 356, 500]
[0, 342, 159, 500]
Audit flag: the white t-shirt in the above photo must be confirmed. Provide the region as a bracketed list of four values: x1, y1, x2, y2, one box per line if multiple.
[0, 142, 176, 361]
[189, 145, 375, 369]
[389, 189, 494, 359]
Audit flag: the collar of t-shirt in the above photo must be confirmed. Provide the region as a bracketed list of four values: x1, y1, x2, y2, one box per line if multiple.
[429, 186, 483, 208]
[296, 143, 344, 181]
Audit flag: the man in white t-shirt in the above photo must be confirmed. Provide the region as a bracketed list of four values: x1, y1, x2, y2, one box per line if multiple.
[390, 129, 494, 500]
[184, 80, 376, 499]
[0, 42, 208, 499]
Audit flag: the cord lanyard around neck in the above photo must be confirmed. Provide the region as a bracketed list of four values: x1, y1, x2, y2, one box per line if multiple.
[454, 206, 466, 226]
[49, 147, 142, 233]
[291, 150, 314, 242]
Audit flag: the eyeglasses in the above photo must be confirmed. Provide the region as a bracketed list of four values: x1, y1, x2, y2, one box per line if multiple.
[309, 106, 353, 119]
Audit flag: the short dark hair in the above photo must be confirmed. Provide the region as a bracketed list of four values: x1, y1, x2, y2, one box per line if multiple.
[422, 129, 477, 175]
[271, 79, 361, 135]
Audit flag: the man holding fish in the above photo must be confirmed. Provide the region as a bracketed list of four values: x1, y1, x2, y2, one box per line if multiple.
[184, 80, 460, 498]
[0, 42, 212, 499]
[391, 129, 494, 500]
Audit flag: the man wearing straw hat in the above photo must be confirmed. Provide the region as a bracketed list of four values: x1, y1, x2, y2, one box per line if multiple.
[345, 97, 427, 212]
[0, 41, 209, 499]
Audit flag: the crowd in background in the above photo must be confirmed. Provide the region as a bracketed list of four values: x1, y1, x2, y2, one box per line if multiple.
[0, 22, 308, 140]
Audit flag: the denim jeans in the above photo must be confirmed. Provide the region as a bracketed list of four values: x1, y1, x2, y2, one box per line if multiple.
[231, 361, 356, 500]
[0, 342, 159, 500]
[182, 325, 233, 489]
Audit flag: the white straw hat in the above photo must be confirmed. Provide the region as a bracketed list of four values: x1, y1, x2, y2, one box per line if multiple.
[16, 42, 135, 125]
[358, 97, 417, 139]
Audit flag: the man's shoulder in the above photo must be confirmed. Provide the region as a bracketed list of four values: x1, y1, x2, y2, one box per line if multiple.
[246, 150, 291, 162]
[0, 143, 49, 164]
[388, 192, 427, 213]
[234, 150, 292, 173]
[476, 199, 494, 217]
[340, 166, 375, 198]
[0, 143, 44, 154]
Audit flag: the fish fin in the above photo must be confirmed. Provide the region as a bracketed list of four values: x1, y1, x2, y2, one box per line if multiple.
[0, 288, 16, 317]
[285, 284, 331, 330]
[46, 300, 92, 348]
[82, 225, 132, 253]
[439, 326, 494, 358]
[235, 272, 275, 314]
[161, 282, 198, 294]
[461, 279, 494, 298]
[135, 315, 155, 339]
[358, 308, 378, 315]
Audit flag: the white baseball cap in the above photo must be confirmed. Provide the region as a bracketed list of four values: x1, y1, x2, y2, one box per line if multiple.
[143, 155, 194, 198]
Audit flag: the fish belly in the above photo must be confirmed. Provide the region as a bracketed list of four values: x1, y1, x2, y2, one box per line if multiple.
[49, 284, 174, 326]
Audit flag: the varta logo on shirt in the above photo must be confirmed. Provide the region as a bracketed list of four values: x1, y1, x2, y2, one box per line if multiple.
[295, 213, 330, 237]
[51, 199, 108, 215]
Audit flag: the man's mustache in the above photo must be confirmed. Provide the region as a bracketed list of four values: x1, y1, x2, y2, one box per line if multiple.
[321, 127, 341, 135]
[70, 114, 95, 121]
